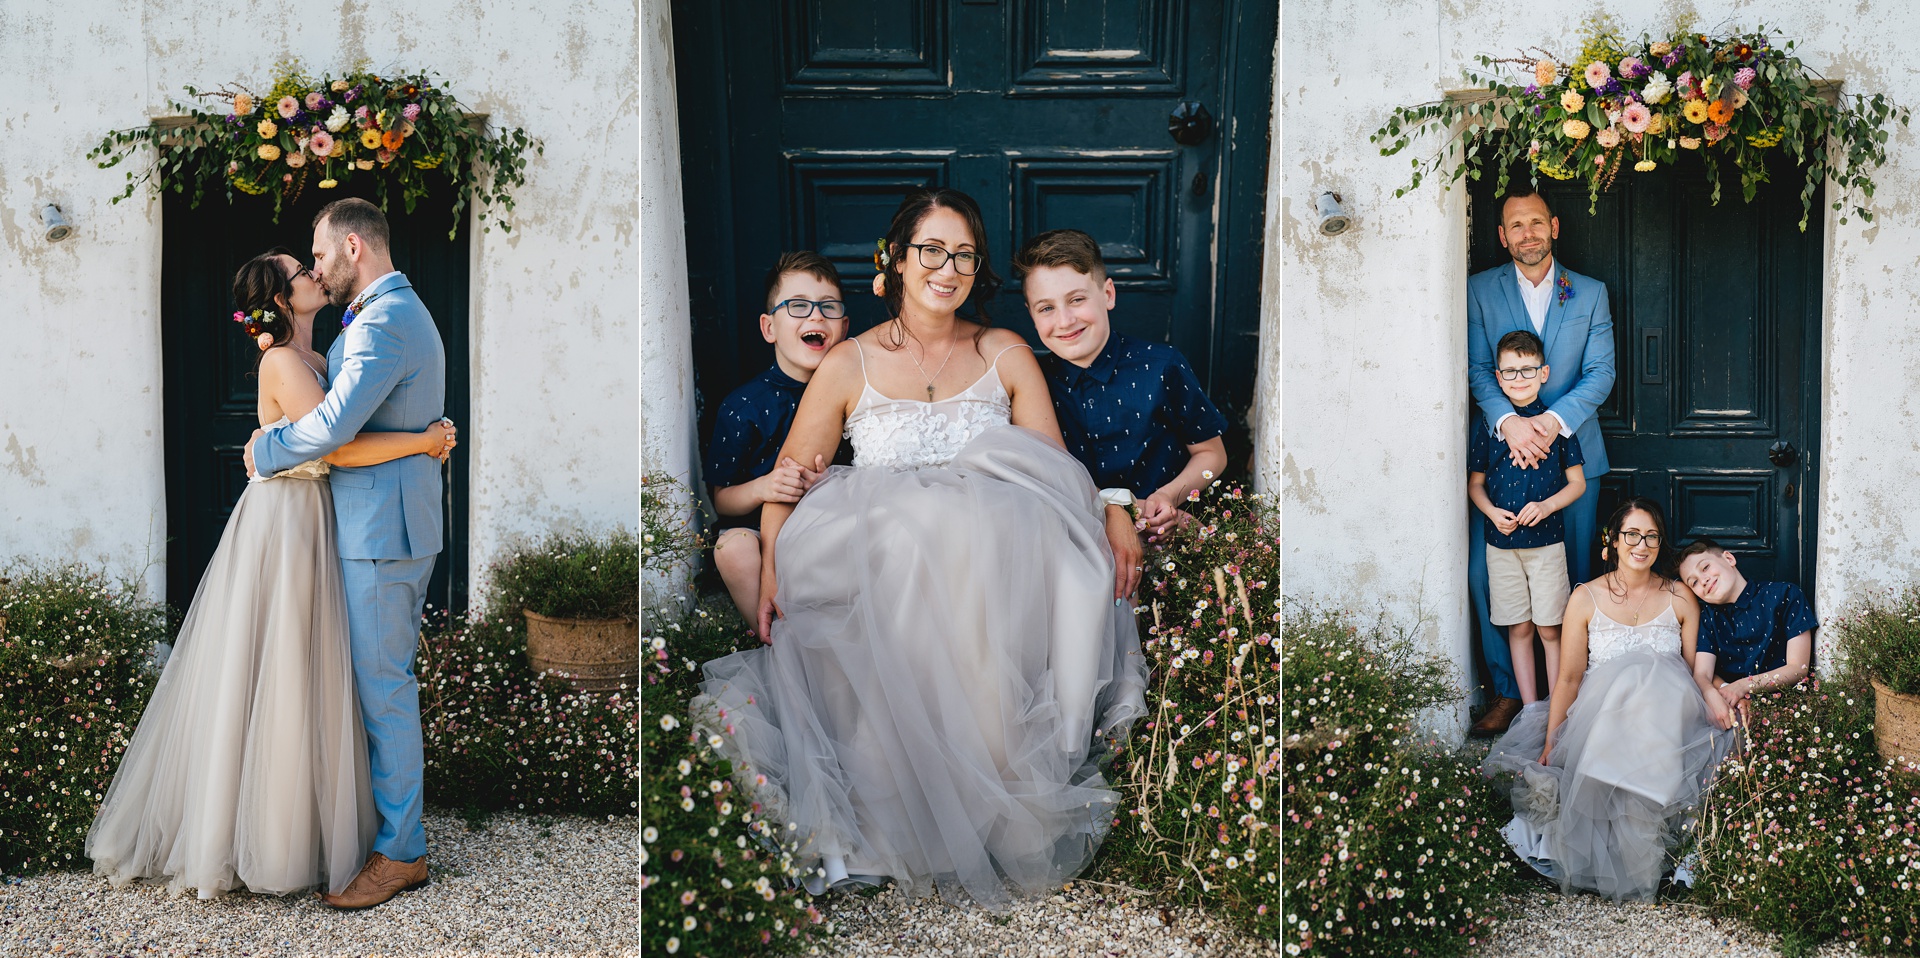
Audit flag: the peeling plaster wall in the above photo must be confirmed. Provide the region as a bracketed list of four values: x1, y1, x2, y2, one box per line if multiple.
[1284, 1, 1920, 723]
[1254, 29, 1283, 501]
[0, 1, 639, 603]
[639, 0, 695, 603]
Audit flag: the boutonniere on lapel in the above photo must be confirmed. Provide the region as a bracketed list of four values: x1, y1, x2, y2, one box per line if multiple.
[1555, 268, 1574, 307]
[341, 295, 370, 329]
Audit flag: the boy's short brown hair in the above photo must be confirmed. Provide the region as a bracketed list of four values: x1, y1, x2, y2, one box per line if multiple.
[763, 251, 842, 312]
[1012, 229, 1106, 283]
[1495, 329, 1546, 363]
[1674, 538, 1727, 567]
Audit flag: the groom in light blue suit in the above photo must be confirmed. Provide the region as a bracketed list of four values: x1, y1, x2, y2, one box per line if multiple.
[244, 197, 445, 906]
[1465, 185, 1616, 737]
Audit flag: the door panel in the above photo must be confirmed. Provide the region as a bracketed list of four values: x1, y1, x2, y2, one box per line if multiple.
[1469, 151, 1819, 587]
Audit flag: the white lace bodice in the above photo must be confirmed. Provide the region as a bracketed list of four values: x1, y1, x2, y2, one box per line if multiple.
[1580, 584, 1683, 666]
[843, 344, 1019, 469]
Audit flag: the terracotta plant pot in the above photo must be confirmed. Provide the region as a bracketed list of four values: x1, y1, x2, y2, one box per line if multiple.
[1872, 676, 1920, 771]
[523, 609, 638, 692]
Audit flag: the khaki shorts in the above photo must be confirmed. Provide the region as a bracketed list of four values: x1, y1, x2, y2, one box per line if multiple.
[1487, 541, 1570, 627]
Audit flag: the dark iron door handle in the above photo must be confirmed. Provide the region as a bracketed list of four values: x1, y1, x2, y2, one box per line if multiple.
[1169, 102, 1213, 146]
[1768, 441, 1798, 467]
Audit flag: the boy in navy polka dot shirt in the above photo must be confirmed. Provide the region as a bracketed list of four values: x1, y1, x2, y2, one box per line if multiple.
[1012, 229, 1228, 537]
[1676, 539, 1817, 728]
[704, 252, 850, 628]
[1468, 329, 1587, 708]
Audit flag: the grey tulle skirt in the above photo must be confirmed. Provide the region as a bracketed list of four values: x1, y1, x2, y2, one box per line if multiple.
[85, 471, 375, 897]
[694, 425, 1148, 909]
[1482, 649, 1737, 901]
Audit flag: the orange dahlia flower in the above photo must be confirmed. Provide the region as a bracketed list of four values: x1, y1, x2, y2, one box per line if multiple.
[1706, 99, 1735, 124]
[381, 129, 405, 151]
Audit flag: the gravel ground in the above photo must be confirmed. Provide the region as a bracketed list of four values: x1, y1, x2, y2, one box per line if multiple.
[0, 812, 638, 957]
[819, 880, 1280, 958]
[1471, 891, 1862, 958]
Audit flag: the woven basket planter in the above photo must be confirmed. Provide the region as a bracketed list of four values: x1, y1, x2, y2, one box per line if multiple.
[1872, 676, 1920, 771]
[523, 609, 638, 692]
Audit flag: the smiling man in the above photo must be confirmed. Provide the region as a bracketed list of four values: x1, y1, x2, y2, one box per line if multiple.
[1465, 183, 1617, 737]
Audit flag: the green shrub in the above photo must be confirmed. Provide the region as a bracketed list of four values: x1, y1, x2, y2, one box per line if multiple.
[416, 612, 637, 817]
[1094, 484, 1280, 939]
[488, 529, 640, 621]
[0, 564, 169, 874]
[1832, 587, 1920, 696]
[1696, 678, 1920, 955]
[1280, 607, 1520, 957]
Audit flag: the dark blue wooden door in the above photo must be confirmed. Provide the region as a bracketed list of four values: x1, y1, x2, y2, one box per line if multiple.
[1469, 152, 1820, 587]
[161, 183, 471, 616]
[675, 0, 1275, 470]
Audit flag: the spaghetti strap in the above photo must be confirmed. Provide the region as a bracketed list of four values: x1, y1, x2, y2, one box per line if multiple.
[853, 342, 870, 384]
[989, 342, 1032, 367]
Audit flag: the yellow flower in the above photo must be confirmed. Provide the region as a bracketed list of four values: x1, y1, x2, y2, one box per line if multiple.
[284, 150, 307, 169]
[331, 79, 350, 92]
[330, 137, 348, 158]
[1635, 159, 1656, 172]
[1682, 99, 1710, 124]
[257, 143, 282, 161]
[233, 93, 254, 117]
[1647, 113, 1668, 135]
[360, 129, 383, 150]
[1650, 41, 1672, 58]
[318, 178, 339, 189]
[1562, 118, 1591, 140]
[355, 159, 375, 170]
[257, 119, 279, 138]
[1535, 60, 1558, 87]
[1679, 136, 1702, 150]
[1560, 90, 1585, 112]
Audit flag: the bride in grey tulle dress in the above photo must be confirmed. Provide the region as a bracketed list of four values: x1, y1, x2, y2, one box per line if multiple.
[693, 189, 1147, 910]
[1482, 498, 1738, 901]
[85, 250, 452, 898]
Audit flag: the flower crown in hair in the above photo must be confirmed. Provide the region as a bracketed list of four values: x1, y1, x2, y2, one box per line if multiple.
[872, 238, 893, 295]
[232, 308, 279, 349]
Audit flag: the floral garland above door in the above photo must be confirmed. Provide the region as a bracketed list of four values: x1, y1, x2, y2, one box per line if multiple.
[91, 61, 539, 238]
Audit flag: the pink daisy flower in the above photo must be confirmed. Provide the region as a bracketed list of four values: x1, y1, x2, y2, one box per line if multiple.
[305, 91, 324, 111]
[308, 131, 335, 157]
[276, 95, 299, 119]
[1584, 60, 1611, 89]
[1621, 102, 1652, 133]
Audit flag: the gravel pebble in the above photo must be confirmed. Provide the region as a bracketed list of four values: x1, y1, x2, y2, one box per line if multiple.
[820, 881, 1280, 958]
[1471, 891, 1862, 957]
[0, 812, 638, 957]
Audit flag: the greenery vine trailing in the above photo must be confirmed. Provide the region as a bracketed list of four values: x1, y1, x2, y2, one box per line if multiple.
[1372, 16, 1909, 228]
[89, 59, 539, 238]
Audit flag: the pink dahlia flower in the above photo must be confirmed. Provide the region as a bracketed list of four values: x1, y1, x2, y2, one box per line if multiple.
[309, 131, 335, 157]
[1621, 103, 1652, 133]
[277, 95, 299, 119]
[402, 103, 422, 122]
[305, 91, 324, 111]
[1735, 66, 1757, 90]
[1584, 60, 1611, 89]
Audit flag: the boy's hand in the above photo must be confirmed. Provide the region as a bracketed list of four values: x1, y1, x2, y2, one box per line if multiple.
[1515, 500, 1552, 527]
[1716, 679, 1747, 713]
[1702, 688, 1736, 730]
[1137, 493, 1191, 536]
[759, 457, 819, 504]
[1485, 507, 1520, 536]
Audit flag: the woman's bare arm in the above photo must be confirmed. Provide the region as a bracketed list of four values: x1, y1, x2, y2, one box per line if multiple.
[1540, 584, 1593, 764]
[261, 349, 452, 467]
[756, 342, 861, 639]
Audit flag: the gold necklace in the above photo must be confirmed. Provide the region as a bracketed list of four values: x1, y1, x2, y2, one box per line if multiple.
[1610, 573, 1657, 625]
[908, 334, 958, 402]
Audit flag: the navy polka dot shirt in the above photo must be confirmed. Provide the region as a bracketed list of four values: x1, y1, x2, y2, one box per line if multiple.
[1469, 401, 1585, 551]
[1039, 332, 1230, 496]
[1699, 580, 1819, 679]
[704, 364, 807, 530]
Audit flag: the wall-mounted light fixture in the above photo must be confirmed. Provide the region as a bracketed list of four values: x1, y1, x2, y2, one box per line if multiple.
[1315, 191, 1350, 236]
[40, 204, 73, 243]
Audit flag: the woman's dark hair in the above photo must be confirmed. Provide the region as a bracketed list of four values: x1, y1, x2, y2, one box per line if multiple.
[1600, 496, 1679, 590]
[231, 246, 299, 353]
[877, 187, 1000, 354]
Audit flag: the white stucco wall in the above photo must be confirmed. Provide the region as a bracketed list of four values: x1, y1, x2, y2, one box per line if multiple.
[1283, 1, 1920, 713]
[1254, 29, 1283, 500]
[0, 1, 638, 602]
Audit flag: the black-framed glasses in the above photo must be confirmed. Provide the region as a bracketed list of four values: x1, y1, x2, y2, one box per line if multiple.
[904, 243, 982, 275]
[1617, 531, 1663, 546]
[770, 298, 846, 319]
[286, 263, 314, 283]
[1497, 365, 1543, 381]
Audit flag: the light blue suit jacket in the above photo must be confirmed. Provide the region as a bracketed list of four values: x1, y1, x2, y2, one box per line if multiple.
[1467, 262, 1616, 476]
[255, 272, 446, 560]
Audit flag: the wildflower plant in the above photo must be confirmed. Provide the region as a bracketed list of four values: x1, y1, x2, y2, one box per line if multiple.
[1095, 483, 1279, 939]
[1696, 677, 1920, 955]
[1832, 586, 1920, 696]
[1280, 608, 1520, 957]
[0, 564, 169, 874]
[1373, 17, 1909, 226]
[415, 611, 636, 818]
[486, 528, 641, 622]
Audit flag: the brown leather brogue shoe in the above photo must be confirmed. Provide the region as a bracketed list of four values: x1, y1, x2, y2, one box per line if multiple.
[321, 852, 429, 910]
[1469, 696, 1523, 738]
